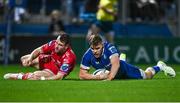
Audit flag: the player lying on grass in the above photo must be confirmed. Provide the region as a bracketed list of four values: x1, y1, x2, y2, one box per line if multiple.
[79, 35, 176, 80]
[4, 34, 76, 80]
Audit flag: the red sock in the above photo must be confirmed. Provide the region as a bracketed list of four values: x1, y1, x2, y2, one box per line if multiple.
[22, 73, 33, 80]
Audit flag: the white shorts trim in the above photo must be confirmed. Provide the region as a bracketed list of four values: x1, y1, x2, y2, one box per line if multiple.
[139, 69, 146, 79]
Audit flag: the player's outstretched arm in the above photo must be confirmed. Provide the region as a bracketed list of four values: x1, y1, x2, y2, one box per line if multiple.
[29, 47, 42, 61]
[23, 47, 42, 66]
[79, 68, 107, 80]
[107, 55, 120, 80]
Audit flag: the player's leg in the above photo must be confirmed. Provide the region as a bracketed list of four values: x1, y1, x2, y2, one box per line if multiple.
[4, 54, 40, 80]
[118, 61, 145, 79]
[144, 61, 176, 79]
[21, 54, 31, 66]
[3, 72, 39, 80]
[29, 60, 59, 80]
[4, 73, 33, 80]
[4, 70, 54, 80]
[30, 57, 40, 69]
[21, 54, 40, 69]
[145, 67, 161, 79]
[27, 69, 55, 80]
[23, 57, 57, 80]
[105, 31, 114, 43]
[157, 61, 176, 77]
[25, 54, 52, 70]
[21, 54, 52, 70]
[102, 21, 114, 43]
[118, 61, 159, 79]
[21, 54, 30, 60]
[144, 66, 161, 79]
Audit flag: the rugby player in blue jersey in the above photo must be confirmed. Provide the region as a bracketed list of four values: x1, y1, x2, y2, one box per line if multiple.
[79, 35, 176, 80]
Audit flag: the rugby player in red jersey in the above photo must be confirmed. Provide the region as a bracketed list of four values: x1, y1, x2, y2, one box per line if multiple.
[4, 34, 76, 80]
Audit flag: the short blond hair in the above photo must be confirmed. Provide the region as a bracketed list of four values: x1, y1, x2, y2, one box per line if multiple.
[89, 35, 102, 46]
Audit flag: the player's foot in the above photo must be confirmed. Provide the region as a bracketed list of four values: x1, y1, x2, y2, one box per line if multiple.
[4, 73, 22, 80]
[157, 61, 176, 77]
[120, 53, 126, 61]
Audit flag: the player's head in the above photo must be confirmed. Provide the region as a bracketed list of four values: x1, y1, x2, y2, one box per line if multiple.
[51, 9, 61, 21]
[55, 34, 71, 54]
[90, 35, 103, 58]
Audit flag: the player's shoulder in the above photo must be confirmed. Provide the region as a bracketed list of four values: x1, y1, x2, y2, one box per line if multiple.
[82, 48, 92, 58]
[104, 41, 118, 53]
[62, 50, 76, 65]
[64, 47, 76, 59]
[104, 41, 114, 49]
[42, 40, 56, 51]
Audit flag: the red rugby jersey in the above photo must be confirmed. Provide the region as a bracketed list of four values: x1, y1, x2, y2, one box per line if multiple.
[41, 40, 76, 76]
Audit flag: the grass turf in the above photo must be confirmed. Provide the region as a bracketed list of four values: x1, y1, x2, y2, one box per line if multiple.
[0, 64, 179, 102]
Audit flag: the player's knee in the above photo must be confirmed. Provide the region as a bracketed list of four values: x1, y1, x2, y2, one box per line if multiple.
[21, 55, 28, 60]
[22, 72, 33, 80]
[145, 73, 151, 79]
[145, 70, 153, 79]
[33, 71, 46, 77]
[33, 71, 41, 76]
[28, 72, 40, 80]
[21, 60, 26, 66]
[28, 75, 39, 80]
[20, 55, 29, 65]
[20, 56, 25, 63]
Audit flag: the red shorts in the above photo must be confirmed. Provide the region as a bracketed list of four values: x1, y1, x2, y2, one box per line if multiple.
[38, 54, 59, 75]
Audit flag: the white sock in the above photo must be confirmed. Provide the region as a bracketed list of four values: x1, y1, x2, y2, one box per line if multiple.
[145, 67, 155, 75]
[157, 63, 164, 71]
[17, 73, 23, 79]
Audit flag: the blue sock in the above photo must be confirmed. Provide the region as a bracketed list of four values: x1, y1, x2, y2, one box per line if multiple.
[153, 66, 160, 74]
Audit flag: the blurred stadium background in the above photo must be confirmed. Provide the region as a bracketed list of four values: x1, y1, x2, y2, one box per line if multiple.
[0, 0, 180, 65]
[0, 0, 180, 102]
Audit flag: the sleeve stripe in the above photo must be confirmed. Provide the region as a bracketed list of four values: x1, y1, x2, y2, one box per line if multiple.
[80, 64, 90, 70]
[109, 53, 119, 59]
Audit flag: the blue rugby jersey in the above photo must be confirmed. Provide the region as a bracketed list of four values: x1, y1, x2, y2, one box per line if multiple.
[80, 42, 119, 71]
[80, 42, 143, 79]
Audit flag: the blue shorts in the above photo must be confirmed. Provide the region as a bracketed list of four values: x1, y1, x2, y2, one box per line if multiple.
[95, 20, 113, 33]
[114, 61, 143, 79]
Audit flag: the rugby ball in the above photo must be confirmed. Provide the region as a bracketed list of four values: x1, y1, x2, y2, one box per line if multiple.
[92, 69, 110, 75]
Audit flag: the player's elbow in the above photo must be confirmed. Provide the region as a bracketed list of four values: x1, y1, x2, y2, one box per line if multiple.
[79, 72, 85, 80]
[79, 68, 90, 80]
[79, 71, 88, 80]
[55, 73, 64, 80]
[56, 76, 63, 80]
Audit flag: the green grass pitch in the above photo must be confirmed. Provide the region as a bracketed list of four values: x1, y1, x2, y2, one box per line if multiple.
[0, 64, 179, 102]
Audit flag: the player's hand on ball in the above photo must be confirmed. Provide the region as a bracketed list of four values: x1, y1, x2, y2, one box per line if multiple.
[99, 72, 109, 80]
[92, 69, 110, 80]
